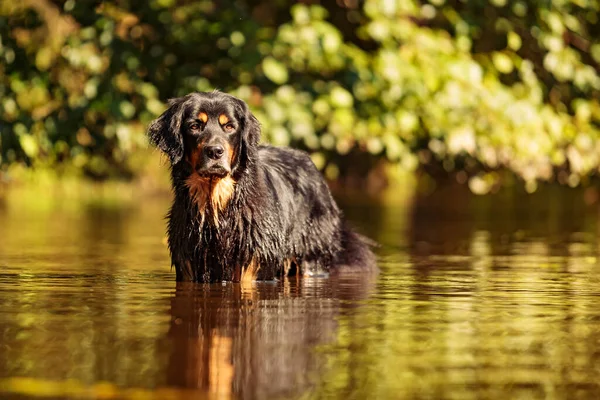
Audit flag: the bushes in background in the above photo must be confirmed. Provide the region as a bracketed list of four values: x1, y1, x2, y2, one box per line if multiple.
[1, 0, 599, 192]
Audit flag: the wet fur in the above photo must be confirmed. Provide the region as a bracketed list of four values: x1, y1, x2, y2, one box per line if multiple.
[148, 91, 376, 282]
[185, 174, 236, 227]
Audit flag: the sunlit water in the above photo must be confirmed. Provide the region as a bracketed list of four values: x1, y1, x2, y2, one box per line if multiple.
[1, 185, 600, 399]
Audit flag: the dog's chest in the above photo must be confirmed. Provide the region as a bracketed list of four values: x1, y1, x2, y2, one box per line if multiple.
[197, 218, 248, 256]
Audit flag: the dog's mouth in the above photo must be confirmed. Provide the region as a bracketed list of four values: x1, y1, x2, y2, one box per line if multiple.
[195, 165, 231, 178]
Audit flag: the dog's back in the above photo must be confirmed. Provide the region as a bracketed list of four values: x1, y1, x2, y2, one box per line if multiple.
[256, 145, 377, 275]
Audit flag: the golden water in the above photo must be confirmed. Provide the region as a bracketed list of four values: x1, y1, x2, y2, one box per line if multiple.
[0, 185, 599, 399]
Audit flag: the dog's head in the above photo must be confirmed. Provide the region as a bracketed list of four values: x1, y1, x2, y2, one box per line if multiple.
[148, 91, 260, 179]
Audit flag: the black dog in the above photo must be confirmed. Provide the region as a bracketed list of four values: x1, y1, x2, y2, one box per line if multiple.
[148, 91, 375, 282]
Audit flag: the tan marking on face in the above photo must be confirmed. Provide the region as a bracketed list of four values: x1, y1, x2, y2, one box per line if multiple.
[198, 112, 208, 123]
[186, 140, 205, 171]
[224, 141, 235, 165]
[241, 256, 260, 283]
[218, 114, 229, 125]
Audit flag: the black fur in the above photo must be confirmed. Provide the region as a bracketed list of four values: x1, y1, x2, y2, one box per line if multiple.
[148, 91, 376, 282]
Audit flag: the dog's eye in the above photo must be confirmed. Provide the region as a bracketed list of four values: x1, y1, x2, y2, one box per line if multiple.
[224, 123, 236, 133]
[189, 123, 201, 131]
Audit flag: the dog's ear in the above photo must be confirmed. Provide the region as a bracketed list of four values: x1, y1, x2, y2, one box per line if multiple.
[147, 97, 188, 164]
[235, 97, 260, 147]
[232, 97, 261, 178]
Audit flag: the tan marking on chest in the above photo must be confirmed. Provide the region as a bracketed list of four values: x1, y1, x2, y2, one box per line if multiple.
[186, 175, 236, 226]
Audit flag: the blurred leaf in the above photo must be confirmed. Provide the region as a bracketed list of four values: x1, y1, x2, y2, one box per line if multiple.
[507, 31, 522, 51]
[19, 135, 39, 158]
[330, 87, 354, 108]
[262, 57, 289, 84]
[492, 52, 514, 74]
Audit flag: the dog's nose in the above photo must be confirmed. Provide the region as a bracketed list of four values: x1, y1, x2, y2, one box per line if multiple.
[205, 145, 225, 160]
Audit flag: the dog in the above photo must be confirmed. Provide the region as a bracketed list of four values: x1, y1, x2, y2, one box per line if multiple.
[148, 91, 376, 282]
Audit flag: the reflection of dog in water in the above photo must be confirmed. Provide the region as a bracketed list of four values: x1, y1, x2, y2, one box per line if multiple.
[165, 277, 375, 397]
[148, 91, 376, 282]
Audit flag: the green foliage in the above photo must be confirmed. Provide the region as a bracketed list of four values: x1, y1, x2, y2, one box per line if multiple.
[1, 0, 599, 191]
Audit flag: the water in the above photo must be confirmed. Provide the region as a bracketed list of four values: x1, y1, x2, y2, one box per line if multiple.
[1, 184, 600, 399]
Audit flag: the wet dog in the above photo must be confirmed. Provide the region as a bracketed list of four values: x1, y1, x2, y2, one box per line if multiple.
[148, 91, 375, 282]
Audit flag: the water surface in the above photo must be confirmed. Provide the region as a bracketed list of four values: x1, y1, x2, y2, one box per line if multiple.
[1, 184, 600, 399]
